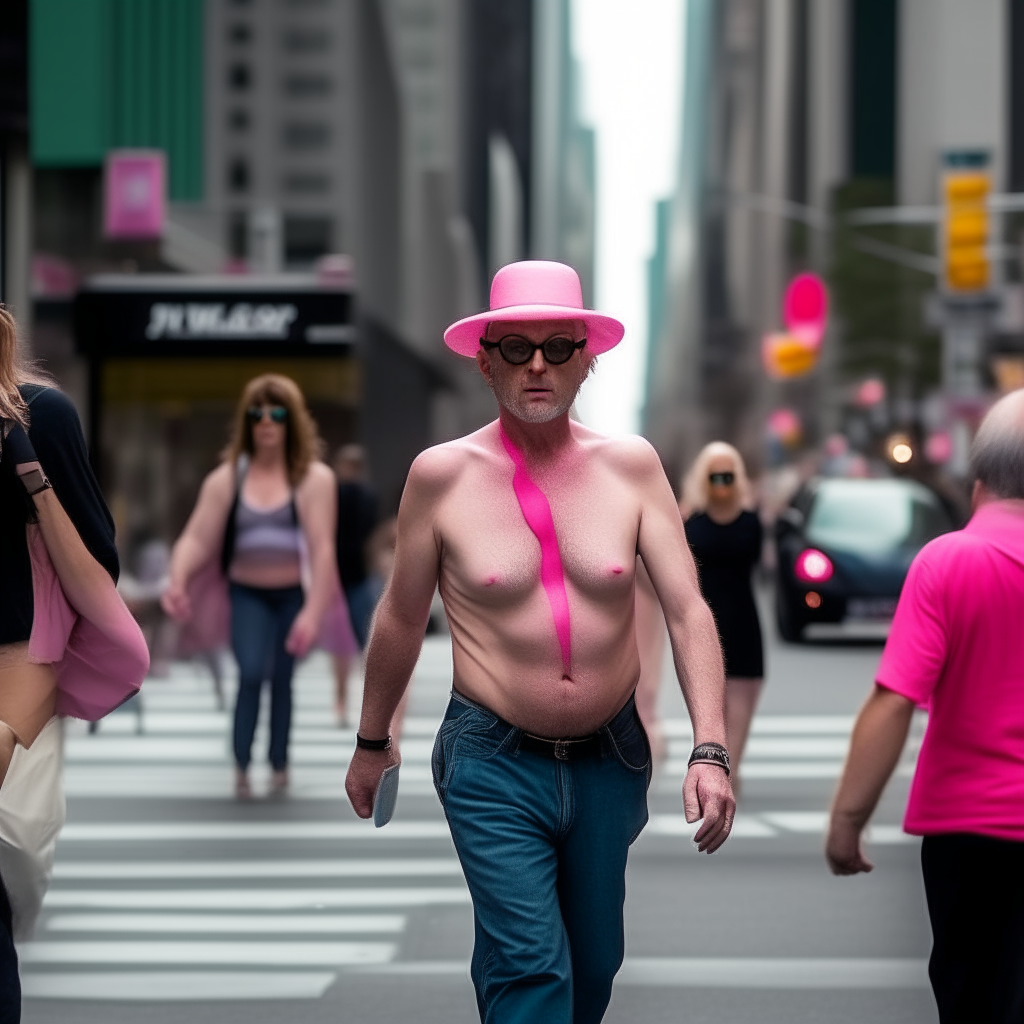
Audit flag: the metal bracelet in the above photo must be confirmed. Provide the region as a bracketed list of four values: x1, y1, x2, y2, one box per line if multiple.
[688, 742, 731, 776]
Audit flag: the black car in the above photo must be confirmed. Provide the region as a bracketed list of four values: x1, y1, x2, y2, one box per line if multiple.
[774, 477, 955, 642]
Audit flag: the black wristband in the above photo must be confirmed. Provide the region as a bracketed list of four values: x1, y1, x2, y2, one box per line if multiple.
[19, 468, 52, 496]
[688, 741, 731, 777]
[356, 733, 392, 752]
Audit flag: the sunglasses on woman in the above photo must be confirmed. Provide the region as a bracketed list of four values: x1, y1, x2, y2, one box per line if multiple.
[708, 471, 735, 486]
[480, 334, 587, 366]
[247, 405, 288, 424]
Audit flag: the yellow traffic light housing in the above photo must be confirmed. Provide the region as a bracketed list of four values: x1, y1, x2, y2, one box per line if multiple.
[943, 171, 990, 292]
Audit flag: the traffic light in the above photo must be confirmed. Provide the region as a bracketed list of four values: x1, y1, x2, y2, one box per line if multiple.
[942, 171, 990, 292]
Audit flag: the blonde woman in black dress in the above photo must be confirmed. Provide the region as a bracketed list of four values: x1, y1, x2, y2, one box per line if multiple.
[682, 442, 763, 788]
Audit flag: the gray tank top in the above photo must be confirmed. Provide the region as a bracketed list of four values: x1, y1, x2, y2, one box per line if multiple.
[233, 497, 302, 559]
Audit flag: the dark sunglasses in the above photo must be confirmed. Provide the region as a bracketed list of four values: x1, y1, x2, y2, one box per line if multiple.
[480, 334, 586, 366]
[247, 405, 288, 424]
[708, 471, 735, 486]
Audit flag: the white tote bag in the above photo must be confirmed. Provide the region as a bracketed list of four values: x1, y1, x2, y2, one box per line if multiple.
[0, 716, 65, 940]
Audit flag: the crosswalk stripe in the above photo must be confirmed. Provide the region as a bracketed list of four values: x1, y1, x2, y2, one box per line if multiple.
[20, 940, 394, 966]
[59, 821, 452, 841]
[46, 913, 406, 933]
[44, 888, 470, 910]
[21, 972, 338, 1001]
[348, 957, 930, 988]
[53, 858, 462, 880]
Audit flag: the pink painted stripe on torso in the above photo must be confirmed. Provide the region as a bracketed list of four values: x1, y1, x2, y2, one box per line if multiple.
[499, 425, 572, 675]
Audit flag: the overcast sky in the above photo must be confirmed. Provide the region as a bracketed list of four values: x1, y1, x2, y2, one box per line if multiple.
[572, 0, 684, 436]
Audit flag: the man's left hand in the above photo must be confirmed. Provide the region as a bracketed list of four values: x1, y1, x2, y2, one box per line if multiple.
[683, 763, 735, 853]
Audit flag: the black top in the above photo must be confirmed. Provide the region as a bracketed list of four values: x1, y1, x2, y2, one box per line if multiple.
[0, 386, 119, 645]
[336, 480, 378, 589]
[684, 509, 764, 678]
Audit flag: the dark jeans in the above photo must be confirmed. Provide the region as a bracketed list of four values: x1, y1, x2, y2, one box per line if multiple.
[0, 874, 19, 1023]
[229, 583, 304, 772]
[921, 833, 1024, 1024]
[432, 690, 651, 1024]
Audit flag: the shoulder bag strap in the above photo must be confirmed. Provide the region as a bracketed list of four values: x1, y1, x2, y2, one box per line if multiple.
[220, 454, 250, 575]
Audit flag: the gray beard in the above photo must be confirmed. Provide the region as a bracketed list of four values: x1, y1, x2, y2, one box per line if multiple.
[489, 376, 582, 423]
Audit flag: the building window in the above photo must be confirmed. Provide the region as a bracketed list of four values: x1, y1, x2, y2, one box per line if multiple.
[229, 109, 250, 132]
[228, 158, 250, 193]
[282, 73, 332, 98]
[282, 121, 330, 151]
[282, 28, 330, 53]
[229, 63, 252, 91]
[284, 215, 333, 265]
[282, 172, 331, 195]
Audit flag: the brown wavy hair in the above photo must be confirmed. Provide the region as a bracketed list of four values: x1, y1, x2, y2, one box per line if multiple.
[223, 374, 323, 485]
[0, 304, 55, 427]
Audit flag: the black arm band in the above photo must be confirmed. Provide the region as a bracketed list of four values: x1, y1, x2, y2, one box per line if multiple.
[356, 733, 392, 752]
[688, 741, 731, 776]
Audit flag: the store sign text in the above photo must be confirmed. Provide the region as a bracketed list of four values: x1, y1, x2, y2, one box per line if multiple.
[145, 302, 299, 340]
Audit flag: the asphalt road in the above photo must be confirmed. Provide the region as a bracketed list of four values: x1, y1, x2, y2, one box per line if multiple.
[22, 606, 937, 1024]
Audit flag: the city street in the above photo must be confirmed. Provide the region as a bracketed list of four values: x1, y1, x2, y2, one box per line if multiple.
[22, 605, 935, 1024]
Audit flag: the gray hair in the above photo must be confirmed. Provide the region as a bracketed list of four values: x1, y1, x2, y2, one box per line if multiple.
[969, 389, 1024, 499]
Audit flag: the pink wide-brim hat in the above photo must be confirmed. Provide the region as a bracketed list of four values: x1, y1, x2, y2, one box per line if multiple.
[443, 260, 625, 357]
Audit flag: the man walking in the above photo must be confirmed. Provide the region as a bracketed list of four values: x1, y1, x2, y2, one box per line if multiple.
[827, 388, 1024, 1024]
[346, 261, 734, 1022]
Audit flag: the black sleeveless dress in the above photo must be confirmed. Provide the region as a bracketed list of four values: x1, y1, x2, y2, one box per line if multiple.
[684, 510, 764, 679]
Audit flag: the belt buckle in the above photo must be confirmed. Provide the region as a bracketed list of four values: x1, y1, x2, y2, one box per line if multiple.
[553, 739, 571, 761]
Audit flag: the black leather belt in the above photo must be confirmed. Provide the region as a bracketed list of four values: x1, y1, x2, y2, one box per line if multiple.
[520, 732, 603, 761]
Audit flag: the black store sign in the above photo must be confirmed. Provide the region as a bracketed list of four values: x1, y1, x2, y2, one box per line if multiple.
[75, 277, 355, 358]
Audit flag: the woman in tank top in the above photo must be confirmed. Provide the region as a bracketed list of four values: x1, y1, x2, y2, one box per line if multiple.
[163, 375, 338, 798]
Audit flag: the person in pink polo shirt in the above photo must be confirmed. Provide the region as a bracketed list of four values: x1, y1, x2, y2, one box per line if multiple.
[826, 388, 1024, 1024]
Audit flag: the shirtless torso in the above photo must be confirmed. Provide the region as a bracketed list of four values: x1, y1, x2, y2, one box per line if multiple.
[433, 421, 658, 736]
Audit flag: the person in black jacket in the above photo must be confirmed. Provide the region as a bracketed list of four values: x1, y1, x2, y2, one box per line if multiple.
[331, 445, 379, 725]
[0, 304, 123, 1022]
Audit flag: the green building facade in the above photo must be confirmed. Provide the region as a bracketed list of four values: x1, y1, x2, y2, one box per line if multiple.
[30, 0, 203, 201]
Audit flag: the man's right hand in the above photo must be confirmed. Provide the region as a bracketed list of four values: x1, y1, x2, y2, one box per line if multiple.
[345, 745, 400, 818]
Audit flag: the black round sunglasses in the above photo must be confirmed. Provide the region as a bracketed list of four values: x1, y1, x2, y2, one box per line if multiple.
[708, 471, 735, 486]
[480, 334, 586, 366]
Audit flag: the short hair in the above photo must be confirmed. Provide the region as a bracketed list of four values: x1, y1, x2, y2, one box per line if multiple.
[969, 389, 1024, 499]
[223, 373, 324, 485]
[681, 441, 753, 513]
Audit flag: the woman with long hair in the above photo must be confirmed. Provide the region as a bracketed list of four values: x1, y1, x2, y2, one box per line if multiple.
[0, 304, 148, 1015]
[682, 442, 764, 789]
[163, 374, 339, 798]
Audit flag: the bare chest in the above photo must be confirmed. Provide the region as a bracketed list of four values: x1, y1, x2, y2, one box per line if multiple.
[438, 461, 639, 605]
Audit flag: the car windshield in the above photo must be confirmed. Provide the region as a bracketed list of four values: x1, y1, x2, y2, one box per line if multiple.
[805, 480, 952, 556]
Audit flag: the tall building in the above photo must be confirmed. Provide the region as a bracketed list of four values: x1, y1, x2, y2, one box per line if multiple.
[644, 0, 1011, 481]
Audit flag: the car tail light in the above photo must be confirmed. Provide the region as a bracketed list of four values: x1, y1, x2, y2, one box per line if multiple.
[795, 548, 834, 583]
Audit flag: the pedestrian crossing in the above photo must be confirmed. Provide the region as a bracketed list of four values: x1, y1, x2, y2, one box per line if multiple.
[22, 639, 921, 1002]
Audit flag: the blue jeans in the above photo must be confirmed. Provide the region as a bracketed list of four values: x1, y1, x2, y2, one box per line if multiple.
[432, 690, 651, 1024]
[229, 583, 304, 771]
